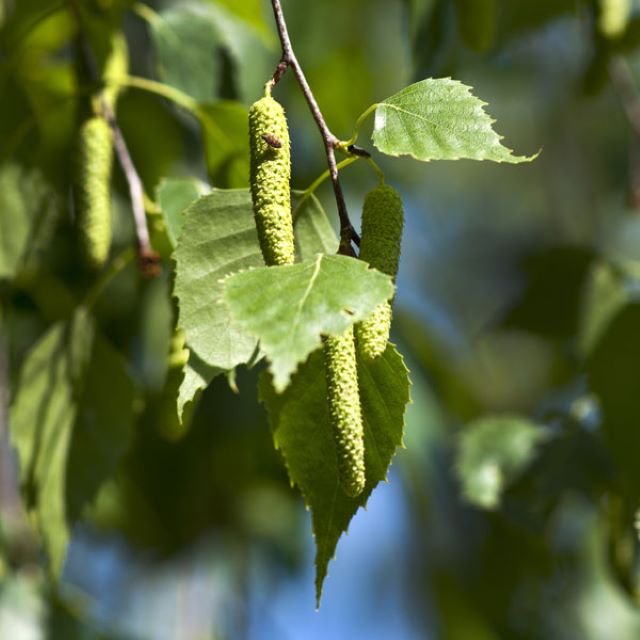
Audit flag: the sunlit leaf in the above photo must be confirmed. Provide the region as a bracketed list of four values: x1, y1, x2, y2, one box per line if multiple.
[224, 255, 394, 391]
[371, 78, 536, 163]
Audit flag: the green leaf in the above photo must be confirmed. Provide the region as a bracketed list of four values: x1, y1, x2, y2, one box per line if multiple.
[209, 0, 272, 42]
[197, 101, 250, 188]
[224, 255, 395, 391]
[173, 189, 338, 417]
[173, 189, 263, 375]
[177, 355, 222, 424]
[157, 177, 209, 247]
[9, 309, 135, 575]
[371, 78, 536, 163]
[292, 194, 339, 260]
[196, 1, 275, 103]
[145, 2, 273, 104]
[259, 344, 410, 604]
[455, 415, 548, 510]
[146, 4, 223, 102]
[0, 163, 58, 282]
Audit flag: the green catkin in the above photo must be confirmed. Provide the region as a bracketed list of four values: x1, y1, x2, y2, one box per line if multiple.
[599, 0, 631, 39]
[356, 184, 404, 359]
[323, 327, 366, 498]
[249, 95, 294, 266]
[74, 116, 114, 269]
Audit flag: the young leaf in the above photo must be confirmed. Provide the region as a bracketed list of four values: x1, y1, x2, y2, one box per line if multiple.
[259, 344, 410, 605]
[9, 309, 135, 575]
[455, 415, 548, 510]
[371, 78, 536, 163]
[224, 255, 395, 391]
[173, 189, 338, 418]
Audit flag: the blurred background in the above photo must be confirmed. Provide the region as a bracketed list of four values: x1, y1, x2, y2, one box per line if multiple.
[3, 0, 640, 637]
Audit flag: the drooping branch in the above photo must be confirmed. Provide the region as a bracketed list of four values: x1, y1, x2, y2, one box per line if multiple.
[269, 0, 360, 256]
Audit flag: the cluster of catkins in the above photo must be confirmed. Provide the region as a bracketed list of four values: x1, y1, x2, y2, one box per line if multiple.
[249, 92, 404, 498]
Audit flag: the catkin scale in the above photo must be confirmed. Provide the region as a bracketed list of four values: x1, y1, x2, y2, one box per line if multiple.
[356, 184, 404, 359]
[249, 96, 294, 266]
[323, 327, 366, 498]
[74, 116, 114, 269]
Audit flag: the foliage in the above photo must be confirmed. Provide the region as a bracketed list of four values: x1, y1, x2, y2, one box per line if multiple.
[3, 0, 640, 637]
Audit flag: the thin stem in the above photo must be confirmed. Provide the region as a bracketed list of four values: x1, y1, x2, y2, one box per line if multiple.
[269, 0, 359, 254]
[367, 157, 385, 184]
[294, 155, 385, 218]
[292, 157, 358, 223]
[108, 115, 153, 255]
[83, 247, 135, 309]
[123, 75, 234, 154]
[122, 75, 200, 115]
[302, 157, 359, 201]
[344, 103, 378, 147]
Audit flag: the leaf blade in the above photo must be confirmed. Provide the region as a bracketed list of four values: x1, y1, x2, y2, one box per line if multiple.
[372, 78, 536, 164]
[258, 344, 411, 604]
[9, 309, 135, 575]
[173, 189, 339, 417]
[224, 255, 395, 390]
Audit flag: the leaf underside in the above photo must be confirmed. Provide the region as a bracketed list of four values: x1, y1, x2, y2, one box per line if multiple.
[9, 309, 135, 575]
[259, 343, 411, 605]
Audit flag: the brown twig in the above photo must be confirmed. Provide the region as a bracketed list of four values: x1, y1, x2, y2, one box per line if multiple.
[70, 0, 160, 276]
[268, 0, 360, 256]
